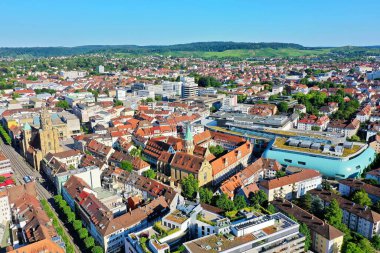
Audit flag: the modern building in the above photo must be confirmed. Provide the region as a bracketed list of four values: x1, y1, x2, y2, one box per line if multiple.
[263, 138, 376, 179]
[181, 77, 198, 98]
[184, 212, 305, 253]
[366, 168, 380, 184]
[272, 198, 344, 253]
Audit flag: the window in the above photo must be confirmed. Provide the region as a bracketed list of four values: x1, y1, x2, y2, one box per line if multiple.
[298, 161, 306, 165]
[284, 159, 292, 163]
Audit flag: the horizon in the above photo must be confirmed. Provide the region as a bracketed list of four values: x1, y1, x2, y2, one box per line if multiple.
[0, 41, 379, 49]
[1, 0, 379, 47]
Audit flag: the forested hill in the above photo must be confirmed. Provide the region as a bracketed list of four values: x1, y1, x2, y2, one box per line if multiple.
[0, 42, 378, 58]
[0, 42, 309, 57]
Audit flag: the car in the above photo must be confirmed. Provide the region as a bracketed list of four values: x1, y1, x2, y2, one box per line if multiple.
[23, 176, 31, 183]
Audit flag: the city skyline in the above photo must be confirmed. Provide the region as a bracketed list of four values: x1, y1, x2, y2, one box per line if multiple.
[0, 0, 379, 47]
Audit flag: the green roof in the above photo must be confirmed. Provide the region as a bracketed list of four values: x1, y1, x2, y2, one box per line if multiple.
[23, 123, 32, 131]
[185, 124, 193, 142]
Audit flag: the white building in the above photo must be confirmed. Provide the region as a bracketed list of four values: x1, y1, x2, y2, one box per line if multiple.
[59, 70, 87, 80]
[0, 192, 11, 224]
[97, 65, 105, 74]
[181, 77, 198, 98]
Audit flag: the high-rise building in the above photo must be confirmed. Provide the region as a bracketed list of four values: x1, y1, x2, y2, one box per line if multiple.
[181, 77, 198, 98]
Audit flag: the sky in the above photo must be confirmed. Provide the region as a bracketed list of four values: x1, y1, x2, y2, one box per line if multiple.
[0, 0, 379, 47]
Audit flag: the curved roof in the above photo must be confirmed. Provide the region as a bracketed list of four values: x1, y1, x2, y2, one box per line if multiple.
[263, 143, 375, 179]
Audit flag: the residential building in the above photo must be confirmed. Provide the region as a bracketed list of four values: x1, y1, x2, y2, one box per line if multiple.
[259, 169, 322, 201]
[366, 168, 380, 184]
[272, 198, 344, 253]
[338, 178, 380, 203]
[181, 77, 198, 98]
[0, 152, 12, 175]
[297, 115, 330, 131]
[310, 189, 380, 239]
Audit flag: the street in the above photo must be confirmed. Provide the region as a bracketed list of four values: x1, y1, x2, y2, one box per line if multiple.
[0, 142, 80, 253]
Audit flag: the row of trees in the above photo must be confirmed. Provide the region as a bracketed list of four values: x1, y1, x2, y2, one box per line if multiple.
[0, 125, 11, 145]
[54, 195, 103, 253]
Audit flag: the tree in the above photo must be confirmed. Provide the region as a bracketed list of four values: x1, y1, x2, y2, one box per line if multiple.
[299, 223, 311, 251]
[143, 169, 156, 179]
[358, 238, 376, 253]
[54, 195, 63, 203]
[91, 246, 104, 253]
[250, 190, 268, 207]
[299, 193, 312, 211]
[372, 235, 380, 250]
[130, 147, 142, 157]
[114, 100, 123, 106]
[233, 195, 247, 210]
[278, 102, 288, 113]
[66, 211, 75, 223]
[12, 93, 20, 100]
[311, 196, 324, 218]
[84, 236, 95, 249]
[267, 204, 276, 214]
[325, 199, 343, 227]
[209, 145, 225, 157]
[120, 160, 133, 172]
[345, 242, 363, 253]
[56, 100, 70, 109]
[275, 170, 286, 178]
[146, 98, 154, 103]
[181, 174, 199, 200]
[351, 190, 372, 207]
[73, 219, 82, 231]
[199, 188, 213, 204]
[78, 227, 88, 239]
[216, 194, 235, 211]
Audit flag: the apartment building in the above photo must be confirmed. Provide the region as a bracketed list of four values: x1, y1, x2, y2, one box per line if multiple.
[272, 198, 344, 253]
[259, 169, 322, 201]
[338, 178, 380, 203]
[0, 151, 12, 174]
[310, 189, 380, 239]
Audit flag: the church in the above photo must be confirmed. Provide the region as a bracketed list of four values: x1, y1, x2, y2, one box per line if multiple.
[21, 106, 62, 171]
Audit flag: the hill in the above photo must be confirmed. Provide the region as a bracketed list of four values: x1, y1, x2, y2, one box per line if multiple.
[0, 42, 378, 58]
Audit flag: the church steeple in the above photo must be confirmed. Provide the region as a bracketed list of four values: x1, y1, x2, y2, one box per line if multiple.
[184, 124, 194, 154]
[40, 105, 52, 130]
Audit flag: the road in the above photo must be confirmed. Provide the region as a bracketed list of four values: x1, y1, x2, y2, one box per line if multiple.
[0, 142, 80, 253]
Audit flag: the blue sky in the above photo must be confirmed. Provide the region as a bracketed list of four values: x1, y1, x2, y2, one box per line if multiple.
[0, 0, 379, 47]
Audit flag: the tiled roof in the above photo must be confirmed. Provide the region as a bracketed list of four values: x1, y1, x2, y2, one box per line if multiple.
[259, 169, 321, 190]
[170, 152, 205, 174]
[339, 178, 380, 198]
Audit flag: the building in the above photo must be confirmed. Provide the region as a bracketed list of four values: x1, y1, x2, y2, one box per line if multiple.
[0, 191, 11, 224]
[297, 115, 330, 131]
[259, 169, 322, 201]
[0, 152, 12, 175]
[272, 198, 344, 253]
[184, 212, 305, 253]
[21, 106, 62, 171]
[338, 178, 380, 203]
[170, 152, 213, 187]
[366, 168, 380, 184]
[97, 65, 105, 74]
[263, 137, 376, 179]
[327, 119, 360, 138]
[310, 189, 380, 239]
[181, 77, 198, 98]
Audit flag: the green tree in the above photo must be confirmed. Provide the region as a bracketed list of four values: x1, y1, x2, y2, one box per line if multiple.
[143, 169, 156, 179]
[181, 174, 199, 200]
[130, 147, 142, 157]
[199, 188, 213, 204]
[325, 199, 342, 227]
[12, 93, 20, 100]
[54, 195, 63, 203]
[146, 98, 154, 103]
[56, 100, 70, 109]
[84, 236, 95, 249]
[358, 238, 375, 253]
[275, 170, 286, 178]
[267, 204, 276, 214]
[299, 193, 312, 211]
[311, 196, 324, 218]
[345, 242, 363, 253]
[299, 223, 311, 251]
[209, 145, 225, 157]
[120, 160, 133, 172]
[216, 194, 235, 211]
[73, 220, 82, 231]
[91, 246, 104, 253]
[0, 176, 5, 183]
[351, 190, 372, 207]
[114, 100, 123, 106]
[372, 235, 380, 250]
[66, 211, 75, 223]
[278, 102, 288, 113]
[250, 190, 268, 207]
[233, 195, 247, 210]
[78, 227, 88, 239]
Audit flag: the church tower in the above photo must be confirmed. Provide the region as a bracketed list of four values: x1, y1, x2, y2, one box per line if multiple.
[40, 105, 52, 130]
[184, 124, 194, 154]
[22, 122, 32, 157]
